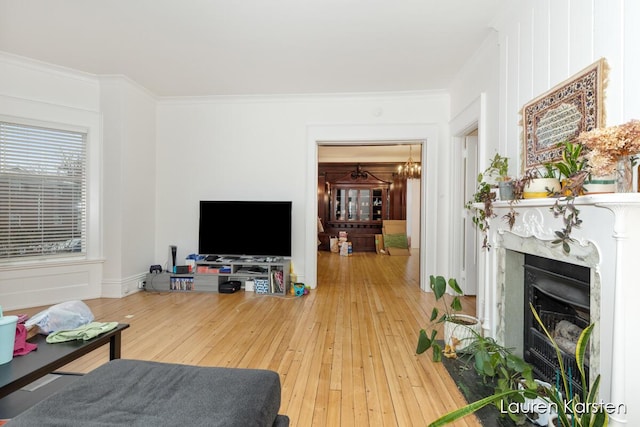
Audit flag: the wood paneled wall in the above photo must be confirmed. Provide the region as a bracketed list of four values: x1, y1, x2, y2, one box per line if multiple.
[318, 163, 407, 252]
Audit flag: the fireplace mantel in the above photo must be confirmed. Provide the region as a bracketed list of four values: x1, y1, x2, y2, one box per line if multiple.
[480, 193, 640, 427]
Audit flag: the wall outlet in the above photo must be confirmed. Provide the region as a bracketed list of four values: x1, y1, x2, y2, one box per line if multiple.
[137, 280, 145, 289]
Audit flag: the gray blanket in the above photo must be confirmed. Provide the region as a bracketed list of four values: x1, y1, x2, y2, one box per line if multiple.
[7, 359, 288, 427]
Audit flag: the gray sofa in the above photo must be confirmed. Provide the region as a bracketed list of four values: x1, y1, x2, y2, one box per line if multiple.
[7, 359, 289, 426]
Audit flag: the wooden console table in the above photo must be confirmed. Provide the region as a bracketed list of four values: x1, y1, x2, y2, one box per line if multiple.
[0, 323, 129, 417]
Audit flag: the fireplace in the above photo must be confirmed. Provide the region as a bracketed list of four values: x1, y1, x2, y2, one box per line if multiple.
[523, 254, 590, 397]
[479, 193, 640, 427]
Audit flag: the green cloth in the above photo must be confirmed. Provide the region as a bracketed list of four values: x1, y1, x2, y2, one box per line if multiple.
[46, 321, 119, 343]
[384, 233, 409, 249]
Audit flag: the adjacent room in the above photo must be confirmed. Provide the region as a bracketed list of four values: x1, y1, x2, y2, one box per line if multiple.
[1, 1, 639, 426]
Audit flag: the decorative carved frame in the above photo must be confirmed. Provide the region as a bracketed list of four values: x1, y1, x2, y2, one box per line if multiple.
[521, 58, 608, 171]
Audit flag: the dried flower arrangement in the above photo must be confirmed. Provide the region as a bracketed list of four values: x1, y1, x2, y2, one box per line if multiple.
[576, 119, 640, 175]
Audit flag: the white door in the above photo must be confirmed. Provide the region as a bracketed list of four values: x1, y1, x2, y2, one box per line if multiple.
[462, 135, 478, 295]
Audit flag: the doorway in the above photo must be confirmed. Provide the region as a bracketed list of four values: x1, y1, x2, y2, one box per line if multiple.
[317, 143, 421, 282]
[317, 144, 421, 253]
[305, 123, 440, 292]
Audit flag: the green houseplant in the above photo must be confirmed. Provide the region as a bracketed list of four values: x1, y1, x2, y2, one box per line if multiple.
[522, 163, 562, 199]
[548, 141, 590, 254]
[466, 176, 496, 250]
[416, 275, 480, 362]
[459, 332, 537, 424]
[554, 140, 587, 183]
[530, 306, 607, 427]
[427, 304, 608, 427]
[487, 153, 514, 200]
[465, 153, 512, 250]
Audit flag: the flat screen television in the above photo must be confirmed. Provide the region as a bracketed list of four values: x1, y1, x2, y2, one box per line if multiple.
[198, 201, 292, 257]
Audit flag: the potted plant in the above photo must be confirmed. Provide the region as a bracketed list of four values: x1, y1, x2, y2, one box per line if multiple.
[487, 153, 514, 200]
[583, 173, 617, 194]
[518, 378, 557, 426]
[523, 163, 562, 199]
[529, 306, 607, 427]
[554, 140, 587, 182]
[547, 141, 590, 254]
[467, 153, 539, 250]
[459, 333, 537, 424]
[465, 153, 512, 250]
[426, 304, 608, 427]
[576, 119, 640, 193]
[416, 275, 481, 362]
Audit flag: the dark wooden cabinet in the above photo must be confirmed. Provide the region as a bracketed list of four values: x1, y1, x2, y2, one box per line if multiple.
[331, 186, 387, 222]
[318, 163, 404, 252]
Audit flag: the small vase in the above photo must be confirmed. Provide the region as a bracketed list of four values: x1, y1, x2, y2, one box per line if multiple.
[443, 314, 482, 352]
[524, 178, 561, 198]
[498, 181, 515, 200]
[584, 174, 616, 194]
[616, 155, 634, 192]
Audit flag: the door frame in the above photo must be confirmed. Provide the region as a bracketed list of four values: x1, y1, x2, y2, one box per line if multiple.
[305, 123, 439, 292]
[450, 94, 488, 323]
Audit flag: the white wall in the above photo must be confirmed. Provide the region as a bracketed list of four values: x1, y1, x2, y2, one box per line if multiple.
[0, 55, 157, 309]
[156, 92, 450, 287]
[449, 0, 640, 292]
[448, 30, 502, 300]
[493, 0, 640, 172]
[449, 30, 502, 164]
[100, 76, 157, 297]
[0, 53, 104, 310]
[0, 51, 452, 308]
[449, 1, 640, 425]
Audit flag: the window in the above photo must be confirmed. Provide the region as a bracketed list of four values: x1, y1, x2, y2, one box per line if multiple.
[0, 121, 87, 261]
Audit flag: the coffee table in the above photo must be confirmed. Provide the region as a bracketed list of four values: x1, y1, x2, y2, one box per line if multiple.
[0, 323, 129, 418]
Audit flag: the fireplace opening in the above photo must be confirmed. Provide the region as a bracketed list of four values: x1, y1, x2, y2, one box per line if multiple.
[523, 254, 590, 397]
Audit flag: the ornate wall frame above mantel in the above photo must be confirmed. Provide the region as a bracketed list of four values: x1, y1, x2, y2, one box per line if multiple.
[521, 58, 608, 171]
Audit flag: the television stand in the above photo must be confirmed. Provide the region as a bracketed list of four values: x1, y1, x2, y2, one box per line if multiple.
[145, 256, 290, 295]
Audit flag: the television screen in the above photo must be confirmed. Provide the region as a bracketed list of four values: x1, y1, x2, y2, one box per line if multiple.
[198, 201, 292, 257]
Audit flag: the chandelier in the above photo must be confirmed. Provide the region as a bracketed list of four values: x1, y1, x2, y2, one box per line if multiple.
[398, 146, 421, 179]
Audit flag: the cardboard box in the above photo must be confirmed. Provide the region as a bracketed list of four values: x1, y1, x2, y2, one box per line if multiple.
[375, 234, 384, 254]
[382, 220, 407, 235]
[387, 247, 411, 256]
[382, 220, 410, 256]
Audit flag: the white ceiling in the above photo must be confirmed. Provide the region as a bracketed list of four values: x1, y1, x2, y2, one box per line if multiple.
[318, 143, 421, 163]
[0, 0, 506, 97]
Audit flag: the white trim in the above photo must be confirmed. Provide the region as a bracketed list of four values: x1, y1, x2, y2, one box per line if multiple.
[158, 90, 447, 105]
[0, 51, 98, 85]
[0, 114, 91, 134]
[449, 93, 487, 326]
[306, 123, 439, 291]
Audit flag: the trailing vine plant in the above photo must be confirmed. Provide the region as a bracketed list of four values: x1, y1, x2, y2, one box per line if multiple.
[550, 169, 589, 254]
[465, 175, 496, 250]
[502, 169, 537, 229]
[467, 142, 591, 255]
[465, 154, 513, 250]
[546, 141, 590, 254]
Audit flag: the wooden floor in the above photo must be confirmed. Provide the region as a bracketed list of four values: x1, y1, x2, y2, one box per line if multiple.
[12, 250, 481, 427]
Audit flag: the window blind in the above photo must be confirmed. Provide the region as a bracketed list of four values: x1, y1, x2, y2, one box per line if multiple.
[0, 121, 87, 260]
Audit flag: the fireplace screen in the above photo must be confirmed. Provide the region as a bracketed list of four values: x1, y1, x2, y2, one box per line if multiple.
[523, 254, 590, 397]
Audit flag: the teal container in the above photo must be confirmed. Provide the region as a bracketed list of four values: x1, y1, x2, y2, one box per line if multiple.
[0, 314, 18, 364]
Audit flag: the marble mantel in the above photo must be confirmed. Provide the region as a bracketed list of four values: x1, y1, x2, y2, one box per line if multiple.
[479, 193, 640, 427]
